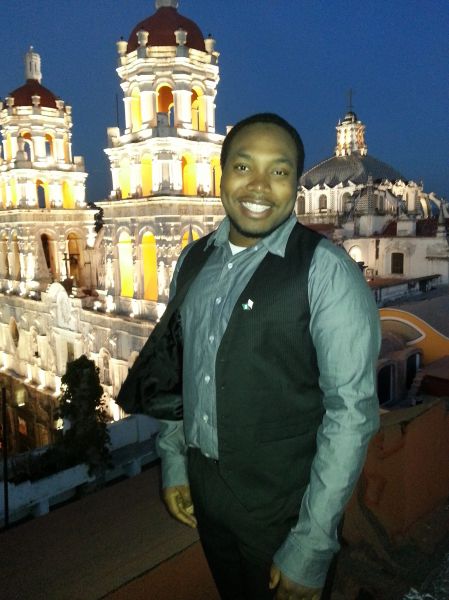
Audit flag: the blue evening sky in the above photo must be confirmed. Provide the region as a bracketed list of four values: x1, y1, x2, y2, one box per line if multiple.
[1, 0, 448, 202]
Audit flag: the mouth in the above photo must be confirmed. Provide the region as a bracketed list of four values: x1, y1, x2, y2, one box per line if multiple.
[240, 200, 272, 216]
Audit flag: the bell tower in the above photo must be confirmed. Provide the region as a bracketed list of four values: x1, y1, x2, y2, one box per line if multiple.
[105, 0, 223, 200]
[0, 48, 87, 210]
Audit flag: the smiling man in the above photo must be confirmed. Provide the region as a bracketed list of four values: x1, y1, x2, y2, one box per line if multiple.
[118, 113, 381, 600]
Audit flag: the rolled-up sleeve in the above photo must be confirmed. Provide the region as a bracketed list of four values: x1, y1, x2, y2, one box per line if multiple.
[273, 239, 381, 587]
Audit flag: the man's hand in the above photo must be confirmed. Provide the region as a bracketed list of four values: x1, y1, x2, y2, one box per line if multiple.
[162, 485, 197, 528]
[269, 564, 322, 600]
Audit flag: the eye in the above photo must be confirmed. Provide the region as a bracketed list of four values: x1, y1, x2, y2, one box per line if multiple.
[273, 168, 289, 176]
[234, 163, 249, 172]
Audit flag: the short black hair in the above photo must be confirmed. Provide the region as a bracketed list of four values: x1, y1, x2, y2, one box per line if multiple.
[220, 112, 305, 181]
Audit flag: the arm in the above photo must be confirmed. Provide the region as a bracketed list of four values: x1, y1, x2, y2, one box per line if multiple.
[273, 241, 381, 589]
[156, 419, 196, 528]
[157, 245, 197, 527]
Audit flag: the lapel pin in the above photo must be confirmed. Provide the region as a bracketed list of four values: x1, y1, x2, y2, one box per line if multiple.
[242, 299, 254, 311]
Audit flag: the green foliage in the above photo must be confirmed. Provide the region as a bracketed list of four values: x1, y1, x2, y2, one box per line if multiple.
[57, 355, 112, 476]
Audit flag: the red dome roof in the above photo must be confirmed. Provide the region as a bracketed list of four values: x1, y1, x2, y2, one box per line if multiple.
[9, 79, 59, 109]
[127, 6, 205, 52]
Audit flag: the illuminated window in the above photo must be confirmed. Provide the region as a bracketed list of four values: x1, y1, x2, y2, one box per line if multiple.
[142, 232, 158, 301]
[62, 181, 75, 209]
[157, 85, 174, 115]
[131, 88, 142, 132]
[182, 154, 197, 195]
[118, 231, 134, 298]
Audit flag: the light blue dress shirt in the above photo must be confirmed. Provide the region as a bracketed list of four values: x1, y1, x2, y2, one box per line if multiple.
[156, 214, 381, 587]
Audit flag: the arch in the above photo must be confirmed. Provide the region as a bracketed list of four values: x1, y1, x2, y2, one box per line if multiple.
[142, 232, 158, 301]
[377, 363, 395, 406]
[297, 195, 306, 215]
[130, 87, 142, 132]
[45, 133, 54, 158]
[141, 153, 153, 196]
[191, 87, 206, 131]
[319, 194, 327, 213]
[67, 232, 80, 283]
[118, 157, 131, 199]
[118, 231, 134, 298]
[36, 179, 49, 209]
[181, 227, 200, 249]
[210, 156, 221, 197]
[40, 233, 57, 279]
[9, 317, 20, 348]
[182, 153, 197, 196]
[348, 245, 363, 263]
[341, 192, 352, 212]
[62, 180, 75, 209]
[157, 85, 174, 115]
[20, 132, 33, 161]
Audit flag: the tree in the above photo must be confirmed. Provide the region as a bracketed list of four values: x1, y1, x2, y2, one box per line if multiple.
[56, 355, 111, 476]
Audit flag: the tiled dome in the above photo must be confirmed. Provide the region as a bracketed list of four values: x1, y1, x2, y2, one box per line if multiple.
[127, 5, 205, 52]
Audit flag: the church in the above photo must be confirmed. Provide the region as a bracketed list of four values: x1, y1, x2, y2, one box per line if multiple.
[0, 0, 447, 454]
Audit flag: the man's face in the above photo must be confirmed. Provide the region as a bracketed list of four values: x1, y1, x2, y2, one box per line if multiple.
[221, 123, 298, 247]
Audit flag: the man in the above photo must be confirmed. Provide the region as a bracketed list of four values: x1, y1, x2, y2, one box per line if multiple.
[119, 113, 380, 600]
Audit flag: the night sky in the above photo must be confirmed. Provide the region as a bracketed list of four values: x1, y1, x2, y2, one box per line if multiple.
[1, 0, 448, 203]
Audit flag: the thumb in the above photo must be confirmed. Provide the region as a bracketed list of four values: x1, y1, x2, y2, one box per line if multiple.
[269, 564, 281, 590]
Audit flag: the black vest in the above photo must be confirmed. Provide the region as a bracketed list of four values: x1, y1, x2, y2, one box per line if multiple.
[179, 223, 324, 516]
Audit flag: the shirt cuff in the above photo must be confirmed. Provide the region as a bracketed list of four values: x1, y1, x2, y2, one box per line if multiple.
[273, 532, 337, 588]
[160, 454, 189, 489]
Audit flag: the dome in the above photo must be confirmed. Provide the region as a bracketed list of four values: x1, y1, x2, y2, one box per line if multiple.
[9, 79, 59, 109]
[127, 5, 205, 52]
[301, 154, 406, 189]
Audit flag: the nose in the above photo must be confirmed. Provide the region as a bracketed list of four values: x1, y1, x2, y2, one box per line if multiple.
[246, 171, 270, 192]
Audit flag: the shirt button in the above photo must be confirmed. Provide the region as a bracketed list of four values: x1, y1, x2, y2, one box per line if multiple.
[204, 375, 211, 383]
[227, 262, 233, 269]
[204, 452, 210, 458]
[209, 335, 215, 343]
[215, 297, 222, 305]
[203, 414, 208, 423]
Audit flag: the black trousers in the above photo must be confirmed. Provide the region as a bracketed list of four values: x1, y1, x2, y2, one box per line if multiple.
[187, 449, 338, 600]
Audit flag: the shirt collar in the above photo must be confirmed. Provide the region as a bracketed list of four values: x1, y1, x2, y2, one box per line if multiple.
[205, 213, 297, 258]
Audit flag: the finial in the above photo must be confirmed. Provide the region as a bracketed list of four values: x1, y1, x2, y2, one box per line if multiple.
[25, 46, 42, 83]
[155, 0, 178, 9]
[347, 88, 355, 112]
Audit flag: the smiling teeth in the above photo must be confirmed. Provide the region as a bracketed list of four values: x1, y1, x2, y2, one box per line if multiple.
[242, 202, 270, 213]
